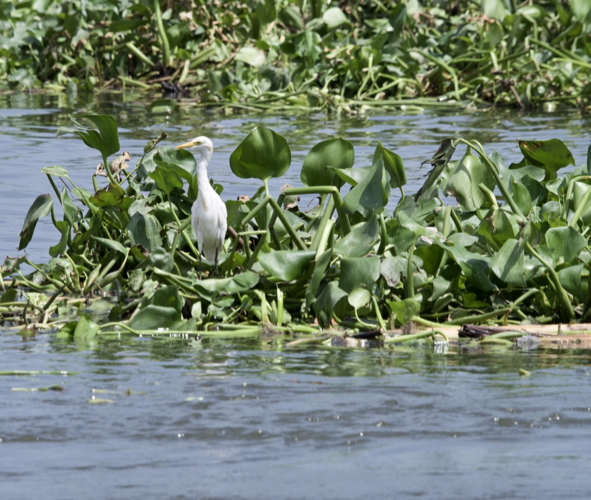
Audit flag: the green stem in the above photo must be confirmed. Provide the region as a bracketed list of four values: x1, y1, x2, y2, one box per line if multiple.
[456, 138, 526, 223]
[525, 242, 574, 322]
[153, 0, 171, 67]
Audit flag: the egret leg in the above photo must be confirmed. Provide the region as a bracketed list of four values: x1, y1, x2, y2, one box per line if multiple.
[214, 248, 219, 279]
[198, 253, 202, 280]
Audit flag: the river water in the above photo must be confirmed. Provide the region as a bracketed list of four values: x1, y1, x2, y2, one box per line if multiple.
[1, 92, 591, 499]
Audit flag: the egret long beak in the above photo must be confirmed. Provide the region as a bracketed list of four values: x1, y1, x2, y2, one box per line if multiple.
[175, 141, 196, 150]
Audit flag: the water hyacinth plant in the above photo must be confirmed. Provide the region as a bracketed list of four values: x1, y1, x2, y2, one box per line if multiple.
[2, 113, 591, 344]
[2, 1, 591, 110]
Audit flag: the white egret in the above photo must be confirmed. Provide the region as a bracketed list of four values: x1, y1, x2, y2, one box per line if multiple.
[175, 136, 227, 279]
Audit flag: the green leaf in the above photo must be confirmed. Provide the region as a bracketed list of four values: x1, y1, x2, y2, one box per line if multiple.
[89, 183, 128, 208]
[92, 236, 128, 255]
[313, 281, 348, 328]
[66, 114, 120, 159]
[147, 285, 184, 312]
[323, 7, 349, 29]
[18, 194, 53, 250]
[445, 150, 495, 211]
[153, 147, 197, 184]
[518, 139, 575, 180]
[230, 126, 291, 180]
[490, 239, 526, 286]
[387, 298, 420, 325]
[339, 256, 380, 293]
[414, 244, 445, 276]
[129, 305, 182, 331]
[373, 142, 406, 188]
[348, 287, 371, 310]
[508, 177, 532, 216]
[546, 226, 586, 264]
[61, 188, 81, 225]
[437, 242, 497, 292]
[558, 265, 586, 302]
[49, 220, 69, 257]
[259, 250, 316, 282]
[305, 249, 332, 309]
[344, 158, 390, 217]
[478, 209, 517, 249]
[1, 288, 18, 304]
[381, 256, 407, 288]
[194, 271, 259, 295]
[73, 313, 99, 343]
[334, 215, 379, 258]
[301, 137, 354, 187]
[331, 166, 372, 187]
[149, 167, 183, 195]
[235, 46, 266, 67]
[570, 0, 591, 22]
[41, 165, 69, 178]
[147, 247, 174, 272]
[128, 213, 162, 252]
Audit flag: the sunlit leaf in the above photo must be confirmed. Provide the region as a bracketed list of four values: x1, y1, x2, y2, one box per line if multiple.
[348, 287, 371, 310]
[301, 137, 354, 187]
[259, 250, 315, 282]
[41, 165, 69, 178]
[334, 215, 379, 258]
[546, 226, 586, 264]
[518, 139, 575, 180]
[230, 126, 291, 180]
[490, 239, 526, 286]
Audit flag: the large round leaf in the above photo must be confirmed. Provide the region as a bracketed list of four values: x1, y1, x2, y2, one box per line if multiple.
[230, 126, 291, 180]
[259, 250, 316, 282]
[518, 139, 574, 180]
[546, 226, 586, 264]
[301, 137, 354, 187]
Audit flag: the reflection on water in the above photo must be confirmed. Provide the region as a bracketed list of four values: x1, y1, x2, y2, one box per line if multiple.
[1, 93, 591, 499]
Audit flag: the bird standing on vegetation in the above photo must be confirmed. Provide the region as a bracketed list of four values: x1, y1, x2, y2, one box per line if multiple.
[175, 137, 227, 279]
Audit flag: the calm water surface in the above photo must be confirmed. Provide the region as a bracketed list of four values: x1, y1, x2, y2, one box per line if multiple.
[1, 93, 591, 499]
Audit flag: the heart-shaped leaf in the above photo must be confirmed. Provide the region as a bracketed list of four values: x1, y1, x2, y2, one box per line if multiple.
[230, 126, 291, 180]
[301, 137, 354, 187]
[259, 250, 316, 282]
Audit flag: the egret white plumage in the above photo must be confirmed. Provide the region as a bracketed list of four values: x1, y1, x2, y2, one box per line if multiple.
[175, 136, 227, 279]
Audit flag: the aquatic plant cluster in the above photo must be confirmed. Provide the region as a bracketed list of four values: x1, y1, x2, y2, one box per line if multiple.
[2, 114, 591, 341]
[2, 1, 591, 109]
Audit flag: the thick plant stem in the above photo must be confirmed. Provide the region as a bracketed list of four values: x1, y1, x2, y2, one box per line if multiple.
[153, 0, 171, 67]
[456, 138, 526, 223]
[526, 242, 574, 322]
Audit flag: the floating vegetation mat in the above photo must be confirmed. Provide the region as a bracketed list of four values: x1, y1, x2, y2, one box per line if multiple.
[2, 114, 591, 349]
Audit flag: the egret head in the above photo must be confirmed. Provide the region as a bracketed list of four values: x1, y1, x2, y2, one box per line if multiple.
[175, 136, 213, 161]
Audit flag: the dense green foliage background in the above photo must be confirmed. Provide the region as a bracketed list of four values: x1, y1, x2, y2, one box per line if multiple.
[1, 0, 591, 108]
